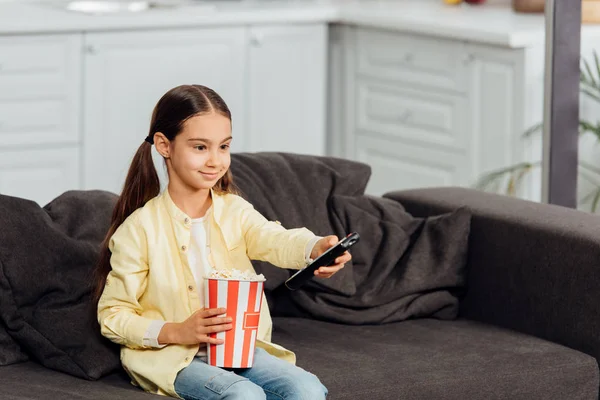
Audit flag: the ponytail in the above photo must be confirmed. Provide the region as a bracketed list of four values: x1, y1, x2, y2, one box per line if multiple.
[92, 141, 159, 305]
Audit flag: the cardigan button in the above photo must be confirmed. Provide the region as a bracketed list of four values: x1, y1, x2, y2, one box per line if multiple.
[188, 285, 194, 291]
[181, 245, 187, 252]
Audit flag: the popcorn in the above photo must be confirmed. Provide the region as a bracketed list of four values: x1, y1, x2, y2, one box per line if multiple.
[208, 268, 266, 282]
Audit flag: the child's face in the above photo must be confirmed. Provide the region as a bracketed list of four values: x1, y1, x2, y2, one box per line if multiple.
[167, 113, 232, 192]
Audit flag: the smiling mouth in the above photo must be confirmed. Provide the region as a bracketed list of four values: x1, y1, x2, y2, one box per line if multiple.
[200, 171, 219, 179]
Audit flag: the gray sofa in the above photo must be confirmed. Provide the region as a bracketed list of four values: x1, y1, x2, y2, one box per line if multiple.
[0, 153, 598, 399]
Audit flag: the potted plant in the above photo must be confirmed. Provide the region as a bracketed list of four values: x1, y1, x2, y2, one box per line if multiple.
[475, 51, 600, 211]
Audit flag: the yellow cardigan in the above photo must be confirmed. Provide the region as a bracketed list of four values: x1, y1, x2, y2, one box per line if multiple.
[97, 189, 316, 397]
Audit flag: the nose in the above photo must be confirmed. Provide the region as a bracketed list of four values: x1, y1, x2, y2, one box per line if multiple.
[206, 149, 220, 167]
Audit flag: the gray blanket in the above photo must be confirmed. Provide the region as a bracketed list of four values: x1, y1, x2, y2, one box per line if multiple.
[280, 195, 471, 324]
[230, 153, 472, 325]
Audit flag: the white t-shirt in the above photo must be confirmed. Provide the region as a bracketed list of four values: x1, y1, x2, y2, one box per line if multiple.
[187, 210, 213, 305]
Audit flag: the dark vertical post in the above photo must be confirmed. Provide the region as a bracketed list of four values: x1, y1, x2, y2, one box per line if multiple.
[541, 0, 582, 207]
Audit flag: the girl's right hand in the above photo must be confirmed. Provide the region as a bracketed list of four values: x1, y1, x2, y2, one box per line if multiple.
[159, 307, 233, 345]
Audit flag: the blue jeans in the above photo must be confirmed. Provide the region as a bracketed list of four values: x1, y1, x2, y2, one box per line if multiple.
[174, 347, 328, 400]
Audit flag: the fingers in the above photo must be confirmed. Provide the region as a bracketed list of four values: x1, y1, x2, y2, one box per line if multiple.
[314, 264, 344, 279]
[204, 316, 232, 326]
[198, 307, 227, 318]
[205, 336, 226, 345]
[203, 323, 233, 334]
[198, 322, 233, 345]
[334, 251, 352, 265]
[313, 250, 352, 278]
[316, 265, 343, 275]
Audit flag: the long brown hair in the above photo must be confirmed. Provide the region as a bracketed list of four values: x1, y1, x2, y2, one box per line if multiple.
[92, 84, 236, 304]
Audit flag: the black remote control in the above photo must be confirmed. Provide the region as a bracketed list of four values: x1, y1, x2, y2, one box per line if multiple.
[285, 232, 360, 291]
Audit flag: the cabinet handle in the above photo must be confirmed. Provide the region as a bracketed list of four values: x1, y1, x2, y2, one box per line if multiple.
[250, 33, 263, 46]
[85, 45, 97, 55]
[463, 54, 475, 65]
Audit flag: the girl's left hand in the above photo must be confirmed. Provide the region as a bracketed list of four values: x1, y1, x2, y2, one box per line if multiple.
[310, 235, 352, 279]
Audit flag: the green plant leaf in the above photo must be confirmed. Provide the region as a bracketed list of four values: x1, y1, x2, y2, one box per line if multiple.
[578, 168, 599, 186]
[581, 85, 600, 103]
[476, 50, 600, 205]
[523, 123, 543, 138]
[580, 187, 600, 212]
[473, 162, 539, 194]
[514, 164, 533, 194]
[579, 120, 600, 142]
[583, 58, 596, 86]
[593, 50, 600, 87]
[580, 160, 600, 175]
[590, 191, 600, 212]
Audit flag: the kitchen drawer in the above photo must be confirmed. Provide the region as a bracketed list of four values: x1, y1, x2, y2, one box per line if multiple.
[356, 80, 469, 151]
[0, 146, 80, 206]
[356, 28, 470, 93]
[354, 133, 472, 196]
[0, 97, 80, 146]
[0, 34, 82, 99]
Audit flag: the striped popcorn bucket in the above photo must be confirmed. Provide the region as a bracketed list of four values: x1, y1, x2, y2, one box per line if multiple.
[204, 278, 264, 368]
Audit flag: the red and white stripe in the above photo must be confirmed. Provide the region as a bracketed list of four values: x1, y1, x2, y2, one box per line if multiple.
[205, 278, 264, 368]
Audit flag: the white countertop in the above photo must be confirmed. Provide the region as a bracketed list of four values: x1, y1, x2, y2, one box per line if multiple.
[0, 0, 585, 48]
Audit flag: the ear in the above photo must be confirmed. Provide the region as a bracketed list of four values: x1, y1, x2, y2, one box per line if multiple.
[153, 132, 170, 159]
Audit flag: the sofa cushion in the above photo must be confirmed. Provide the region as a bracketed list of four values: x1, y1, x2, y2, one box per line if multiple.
[272, 317, 599, 400]
[230, 152, 372, 290]
[5, 317, 593, 400]
[0, 362, 158, 399]
[0, 191, 120, 380]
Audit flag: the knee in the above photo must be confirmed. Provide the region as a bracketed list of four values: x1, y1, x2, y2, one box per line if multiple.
[224, 379, 266, 400]
[287, 373, 328, 400]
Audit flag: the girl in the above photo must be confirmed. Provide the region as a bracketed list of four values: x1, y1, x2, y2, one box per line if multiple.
[94, 84, 351, 400]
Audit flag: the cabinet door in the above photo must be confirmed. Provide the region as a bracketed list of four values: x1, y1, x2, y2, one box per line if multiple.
[0, 34, 82, 147]
[465, 44, 536, 199]
[355, 134, 471, 196]
[82, 28, 246, 194]
[247, 24, 327, 155]
[0, 147, 80, 206]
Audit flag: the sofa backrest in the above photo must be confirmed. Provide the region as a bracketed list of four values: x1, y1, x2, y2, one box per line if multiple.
[230, 152, 372, 293]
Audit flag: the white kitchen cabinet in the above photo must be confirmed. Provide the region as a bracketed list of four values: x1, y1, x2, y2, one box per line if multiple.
[0, 147, 80, 206]
[0, 33, 82, 206]
[466, 43, 544, 201]
[246, 24, 327, 155]
[335, 26, 544, 198]
[0, 33, 82, 147]
[82, 28, 247, 194]
[356, 134, 472, 195]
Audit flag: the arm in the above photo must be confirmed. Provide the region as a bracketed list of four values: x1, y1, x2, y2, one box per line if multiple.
[97, 215, 155, 350]
[384, 187, 600, 362]
[238, 198, 317, 270]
